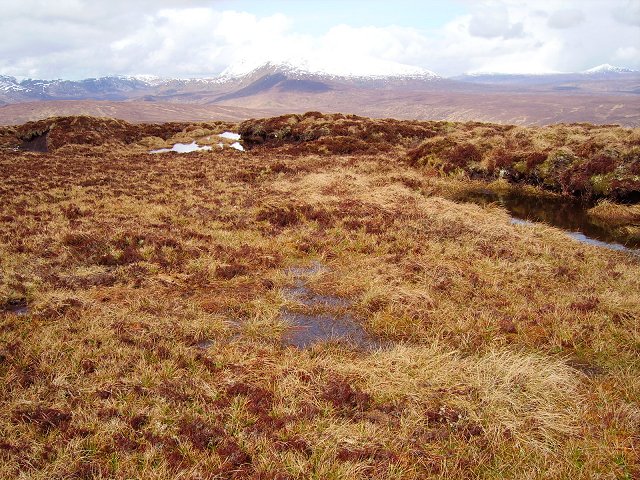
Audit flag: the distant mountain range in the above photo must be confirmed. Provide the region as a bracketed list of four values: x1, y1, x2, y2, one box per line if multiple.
[1, 63, 638, 126]
[0, 61, 444, 104]
[3, 63, 637, 104]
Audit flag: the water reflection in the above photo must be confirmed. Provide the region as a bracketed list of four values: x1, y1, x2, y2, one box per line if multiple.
[454, 190, 639, 252]
[281, 262, 381, 349]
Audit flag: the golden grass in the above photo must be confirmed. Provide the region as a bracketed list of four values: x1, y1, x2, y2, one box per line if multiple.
[587, 201, 640, 243]
[1, 117, 639, 479]
[588, 200, 640, 225]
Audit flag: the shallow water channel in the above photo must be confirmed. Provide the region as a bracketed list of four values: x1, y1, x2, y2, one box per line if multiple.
[453, 189, 639, 252]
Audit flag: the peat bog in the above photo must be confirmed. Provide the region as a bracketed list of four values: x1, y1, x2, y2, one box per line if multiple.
[453, 189, 640, 251]
[0, 114, 639, 479]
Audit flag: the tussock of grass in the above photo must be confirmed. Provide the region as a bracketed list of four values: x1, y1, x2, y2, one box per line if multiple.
[588, 200, 640, 225]
[586, 201, 640, 243]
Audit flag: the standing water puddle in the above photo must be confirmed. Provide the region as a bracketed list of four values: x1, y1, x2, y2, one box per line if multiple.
[20, 133, 48, 153]
[281, 262, 380, 349]
[454, 190, 639, 253]
[2, 299, 28, 315]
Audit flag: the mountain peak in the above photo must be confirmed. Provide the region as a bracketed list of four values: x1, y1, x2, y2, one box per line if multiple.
[219, 58, 440, 81]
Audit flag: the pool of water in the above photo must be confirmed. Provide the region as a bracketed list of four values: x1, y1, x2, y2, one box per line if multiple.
[2, 299, 28, 315]
[21, 133, 48, 153]
[453, 190, 639, 252]
[281, 262, 380, 349]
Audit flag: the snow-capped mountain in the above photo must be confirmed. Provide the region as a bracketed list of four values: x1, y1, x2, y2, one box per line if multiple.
[0, 76, 28, 93]
[459, 64, 638, 79]
[0, 61, 637, 115]
[582, 64, 637, 74]
[0, 61, 445, 104]
[220, 59, 440, 82]
[453, 64, 640, 94]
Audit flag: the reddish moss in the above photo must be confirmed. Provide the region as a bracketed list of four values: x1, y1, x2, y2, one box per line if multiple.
[129, 413, 149, 431]
[111, 432, 143, 452]
[273, 436, 312, 455]
[216, 438, 252, 471]
[226, 382, 274, 415]
[13, 406, 72, 433]
[256, 205, 299, 228]
[177, 416, 225, 450]
[215, 263, 247, 280]
[443, 143, 482, 169]
[499, 318, 518, 334]
[570, 296, 599, 313]
[321, 377, 371, 413]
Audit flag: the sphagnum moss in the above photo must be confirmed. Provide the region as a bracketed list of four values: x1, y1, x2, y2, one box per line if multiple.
[0, 115, 639, 479]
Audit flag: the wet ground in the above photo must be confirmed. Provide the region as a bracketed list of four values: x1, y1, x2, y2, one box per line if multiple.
[454, 189, 639, 252]
[280, 262, 381, 349]
[2, 299, 28, 315]
[20, 133, 48, 153]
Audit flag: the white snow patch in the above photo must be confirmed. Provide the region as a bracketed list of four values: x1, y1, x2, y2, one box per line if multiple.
[218, 143, 224, 149]
[230, 142, 244, 151]
[150, 141, 212, 154]
[219, 132, 241, 140]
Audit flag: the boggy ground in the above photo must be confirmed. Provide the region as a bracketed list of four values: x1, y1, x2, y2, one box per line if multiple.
[240, 112, 640, 203]
[1, 116, 639, 479]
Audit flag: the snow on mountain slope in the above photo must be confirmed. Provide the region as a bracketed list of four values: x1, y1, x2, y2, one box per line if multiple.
[582, 64, 637, 74]
[0, 76, 27, 92]
[220, 59, 440, 81]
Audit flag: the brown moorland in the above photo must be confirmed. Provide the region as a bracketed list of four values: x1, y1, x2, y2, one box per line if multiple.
[0, 100, 273, 125]
[0, 115, 639, 479]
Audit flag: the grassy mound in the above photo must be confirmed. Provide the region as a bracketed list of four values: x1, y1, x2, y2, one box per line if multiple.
[240, 113, 640, 202]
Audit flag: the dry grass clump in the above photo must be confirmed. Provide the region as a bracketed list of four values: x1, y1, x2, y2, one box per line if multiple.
[1, 115, 639, 479]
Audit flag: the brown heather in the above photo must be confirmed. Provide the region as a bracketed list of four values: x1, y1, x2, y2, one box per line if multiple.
[0, 115, 639, 479]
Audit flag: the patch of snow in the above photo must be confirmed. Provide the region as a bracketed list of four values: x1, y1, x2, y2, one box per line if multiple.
[218, 143, 224, 149]
[0, 83, 27, 92]
[128, 74, 164, 85]
[218, 132, 241, 140]
[230, 142, 244, 151]
[150, 141, 212, 154]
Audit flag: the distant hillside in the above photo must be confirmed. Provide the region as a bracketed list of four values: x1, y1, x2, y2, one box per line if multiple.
[1, 63, 639, 126]
[0, 101, 272, 125]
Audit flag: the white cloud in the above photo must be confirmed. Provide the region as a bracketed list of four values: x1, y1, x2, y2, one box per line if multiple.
[614, 46, 640, 63]
[547, 9, 585, 29]
[0, 0, 638, 79]
[426, 1, 640, 75]
[612, 0, 640, 27]
[468, 4, 524, 39]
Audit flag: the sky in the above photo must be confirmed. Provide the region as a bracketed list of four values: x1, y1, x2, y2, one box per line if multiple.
[0, 0, 639, 79]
